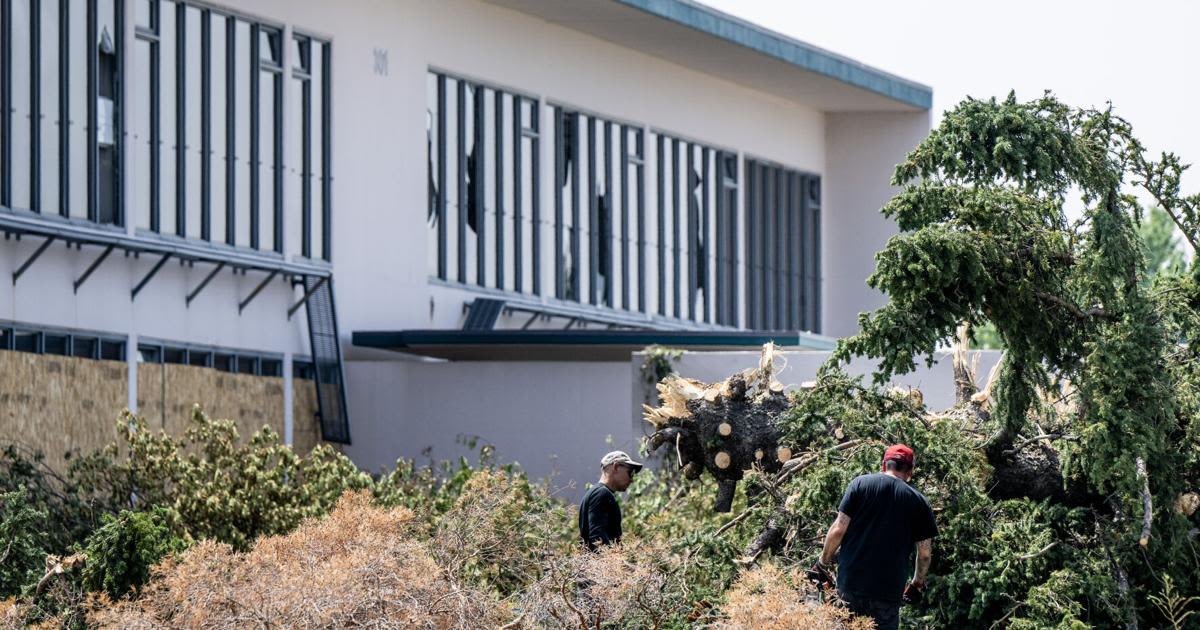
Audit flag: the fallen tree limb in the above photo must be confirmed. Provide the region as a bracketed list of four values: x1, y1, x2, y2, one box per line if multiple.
[714, 508, 752, 537]
[1016, 541, 1058, 561]
[1137, 457, 1152, 548]
[777, 440, 865, 485]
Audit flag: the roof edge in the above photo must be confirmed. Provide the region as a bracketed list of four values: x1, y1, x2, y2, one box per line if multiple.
[613, 0, 932, 110]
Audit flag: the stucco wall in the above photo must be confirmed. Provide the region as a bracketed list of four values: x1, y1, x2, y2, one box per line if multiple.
[822, 111, 932, 337]
[343, 358, 636, 498]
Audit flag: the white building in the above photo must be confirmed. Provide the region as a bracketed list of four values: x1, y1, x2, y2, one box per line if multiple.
[0, 0, 931, 489]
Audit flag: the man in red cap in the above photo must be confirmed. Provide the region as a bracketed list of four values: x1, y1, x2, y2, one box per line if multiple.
[807, 444, 937, 630]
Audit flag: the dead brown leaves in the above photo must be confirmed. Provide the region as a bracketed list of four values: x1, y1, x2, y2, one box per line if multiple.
[87, 491, 508, 629]
[716, 563, 874, 630]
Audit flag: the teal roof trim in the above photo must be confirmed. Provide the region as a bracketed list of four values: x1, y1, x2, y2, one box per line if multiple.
[614, 0, 932, 110]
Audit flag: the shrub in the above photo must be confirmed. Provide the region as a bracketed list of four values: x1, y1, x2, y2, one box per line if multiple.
[0, 488, 50, 599]
[80, 507, 187, 599]
[717, 563, 872, 630]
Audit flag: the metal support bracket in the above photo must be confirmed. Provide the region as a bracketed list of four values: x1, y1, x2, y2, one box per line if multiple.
[132, 253, 173, 300]
[286, 275, 328, 320]
[73, 244, 115, 293]
[185, 261, 226, 306]
[238, 269, 279, 314]
[12, 236, 56, 285]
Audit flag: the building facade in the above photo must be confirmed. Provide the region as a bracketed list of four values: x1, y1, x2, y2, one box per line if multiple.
[0, 0, 931, 488]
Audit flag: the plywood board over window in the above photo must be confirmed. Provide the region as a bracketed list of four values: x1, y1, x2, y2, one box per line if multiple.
[291, 375, 321, 455]
[0, 350, 127, 475]
[136, 363, 285, 443]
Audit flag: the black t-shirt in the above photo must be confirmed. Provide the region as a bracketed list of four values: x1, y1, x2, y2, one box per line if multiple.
[836, 473, 937, 603]
[578, 485, 622, 551]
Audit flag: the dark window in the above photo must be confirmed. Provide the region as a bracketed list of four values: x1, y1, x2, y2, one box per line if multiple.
[100, 339, 125, 361]
[293, 360, 314, 380]
[213, 353, 234, 372]
[187, 349, 211, 367]
[427, 71, 539, 294]
[0, 328, 10, 350]
[138, 343, 162, 363]
[744, 158, 820, 332]
[72, 337, 98, 358]
[260, 358, 282, 376]
[236, 355, 258, 374]
[163, 346, 187, 364]
[13, 331, 40, 353]
[43, 333, 69, 355]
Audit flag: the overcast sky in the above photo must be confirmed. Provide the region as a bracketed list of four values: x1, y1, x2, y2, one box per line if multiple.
[701, 0, 1200, 196]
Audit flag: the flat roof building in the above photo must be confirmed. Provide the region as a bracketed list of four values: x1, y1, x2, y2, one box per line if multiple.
[0, 0, 931, 489]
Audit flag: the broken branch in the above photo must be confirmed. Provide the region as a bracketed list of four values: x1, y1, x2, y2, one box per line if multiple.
[1137, 457, 1152, 548]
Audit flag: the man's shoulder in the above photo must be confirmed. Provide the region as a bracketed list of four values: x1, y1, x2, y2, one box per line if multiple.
[582, 485, 617, 504]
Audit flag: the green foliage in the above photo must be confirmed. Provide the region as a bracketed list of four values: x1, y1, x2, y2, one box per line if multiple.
[0, 488, 51, 598]
[1149, 574, 1199, 630]
[66, 407, 373, 551]
[1140, 205, 1187, 280]
[640, 345, 684, 385]
[80, 507, 187, 598]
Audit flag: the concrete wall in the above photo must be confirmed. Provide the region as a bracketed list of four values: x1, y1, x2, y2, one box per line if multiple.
[343, 358, 636, 498]
[823, 111, 932, 337]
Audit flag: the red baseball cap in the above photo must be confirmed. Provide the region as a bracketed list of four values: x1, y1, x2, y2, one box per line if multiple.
[882, 444, 915, 471]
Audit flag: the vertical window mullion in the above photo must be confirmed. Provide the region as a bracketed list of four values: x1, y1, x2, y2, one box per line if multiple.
[86, 0, 97, 221]
[271, 65, 281, 252]
[248, 23, 259, 248]
[0, 0, 10, 207]
[455, 80, 466, 283]
[300, 67, 311, 257]
[744, 160, 756, 329]
[775, 165, 786, 329]
[200, 10, 210, 241]
[728, 155, 738, 328]
[587, 116, 597, 305]
[174, 3, 185, 236]
[603, 120, 613, 307]
[702, 148, 711, 324]
[511, 95, 521, 293]
[636, 130, 644, 313]
[529, 99, 540, 296]
[29, 0, 40, 212]
[655, 133, 665, 316]
[321, 41, 331, 261]
[57, 0, 68, 216]
[435, 74, 446, 278]
[672, 138, 681, 319]
[114, 0, 124, 226]
[686, 143, 697, 321]
[493, 90, 503, 290]
[570, 113, 580, 302]
[473, 85, 484, 287]
[619, 125, 629, 311]
[224, 16, 234, 244]
[553, 107, 563, 299]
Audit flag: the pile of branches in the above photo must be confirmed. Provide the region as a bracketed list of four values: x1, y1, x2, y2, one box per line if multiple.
[646, 92, 1200, 628]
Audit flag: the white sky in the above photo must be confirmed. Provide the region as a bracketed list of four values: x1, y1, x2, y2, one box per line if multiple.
[701, 0, 1200, 197]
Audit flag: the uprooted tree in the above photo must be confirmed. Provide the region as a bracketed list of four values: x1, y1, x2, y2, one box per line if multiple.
[646, 93, 1200, 628]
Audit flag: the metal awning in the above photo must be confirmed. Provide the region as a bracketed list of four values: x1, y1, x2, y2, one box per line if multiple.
[352, 329, 836, 361]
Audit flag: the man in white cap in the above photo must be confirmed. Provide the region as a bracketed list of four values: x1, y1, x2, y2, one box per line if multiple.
[578, 450, 643, 551]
